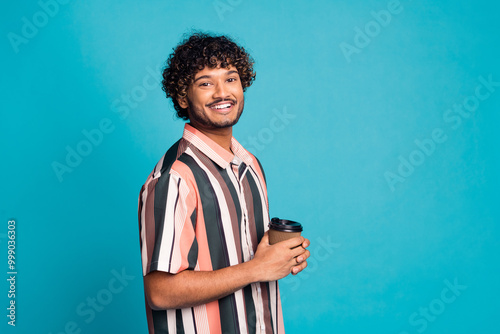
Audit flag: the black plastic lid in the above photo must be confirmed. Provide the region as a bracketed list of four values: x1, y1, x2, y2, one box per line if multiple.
[269, 217, 303, 232]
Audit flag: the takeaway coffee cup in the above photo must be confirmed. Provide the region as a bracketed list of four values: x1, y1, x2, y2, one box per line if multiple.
[268, 217, 303, 245]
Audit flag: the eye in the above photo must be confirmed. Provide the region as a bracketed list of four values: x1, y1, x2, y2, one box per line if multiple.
[199, 82, 211, 87]
[227, 77, 238, 82]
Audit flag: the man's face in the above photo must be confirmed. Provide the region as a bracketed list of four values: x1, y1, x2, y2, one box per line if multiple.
[179, 65, 245, 130]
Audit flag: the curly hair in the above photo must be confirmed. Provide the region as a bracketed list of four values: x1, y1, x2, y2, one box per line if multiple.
[162, 32, 256, 120]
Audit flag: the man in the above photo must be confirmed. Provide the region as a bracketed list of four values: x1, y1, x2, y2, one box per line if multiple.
[138, 32, 310, 334]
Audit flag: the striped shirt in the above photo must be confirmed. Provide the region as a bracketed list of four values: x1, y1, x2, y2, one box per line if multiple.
[138, 124, 285, 334]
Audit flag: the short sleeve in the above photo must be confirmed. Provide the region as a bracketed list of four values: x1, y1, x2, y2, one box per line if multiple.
[138, 167, 198, 276]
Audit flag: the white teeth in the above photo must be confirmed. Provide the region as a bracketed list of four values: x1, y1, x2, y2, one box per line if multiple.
[212, 103, 231, 109]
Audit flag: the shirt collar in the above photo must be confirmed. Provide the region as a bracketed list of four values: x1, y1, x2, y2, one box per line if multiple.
[182, 123, 255, 169]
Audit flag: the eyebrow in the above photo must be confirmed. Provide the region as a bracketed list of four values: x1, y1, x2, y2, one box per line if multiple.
[193, 70, 239, 83]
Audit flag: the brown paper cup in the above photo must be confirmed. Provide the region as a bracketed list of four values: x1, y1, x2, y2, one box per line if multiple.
[268, 218, 303, 245]
[268, 229, 302, 245]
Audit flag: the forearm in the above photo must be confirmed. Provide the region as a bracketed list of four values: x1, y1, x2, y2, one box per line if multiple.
[144, 260, 258, 310]
[144, 234, 310, 310]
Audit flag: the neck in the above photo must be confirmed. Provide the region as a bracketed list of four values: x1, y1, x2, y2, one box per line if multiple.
[190, 124, 233, 154]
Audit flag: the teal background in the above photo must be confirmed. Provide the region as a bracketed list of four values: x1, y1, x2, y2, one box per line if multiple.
[2, 0, 499, 333]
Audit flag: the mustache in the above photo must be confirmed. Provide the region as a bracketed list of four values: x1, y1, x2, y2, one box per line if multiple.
[206, 99, 236, 107]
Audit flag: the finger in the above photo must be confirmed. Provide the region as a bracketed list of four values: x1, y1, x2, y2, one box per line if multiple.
[302, 238, 310, 248]
[291, 260, 308, 275]
[296, 249, 310, 264]
[290, 245, 307, 259]
[281, 236, 305, 249]
[260, 231, 270, 245]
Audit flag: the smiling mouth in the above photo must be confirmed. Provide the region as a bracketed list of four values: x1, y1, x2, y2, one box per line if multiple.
[208, 100, 236, 112]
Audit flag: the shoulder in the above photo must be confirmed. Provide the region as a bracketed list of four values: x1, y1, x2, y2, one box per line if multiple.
[245, 151, 267, 185]
[140, 138, 193, 191]
[251, 154, 265, 173]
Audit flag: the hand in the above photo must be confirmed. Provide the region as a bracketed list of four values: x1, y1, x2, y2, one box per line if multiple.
[250, 232, 311, 282]
[291, 237, 310, 275]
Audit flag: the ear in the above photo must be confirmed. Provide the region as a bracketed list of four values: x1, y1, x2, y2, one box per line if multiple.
[177, 97, 188, 109]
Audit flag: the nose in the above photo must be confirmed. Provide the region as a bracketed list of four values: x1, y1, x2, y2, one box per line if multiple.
[213, 80, 230, 100]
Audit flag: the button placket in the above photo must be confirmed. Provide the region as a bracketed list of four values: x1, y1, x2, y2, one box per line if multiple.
[234, 161, 265, 333]
[243, 169, 265, 332]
